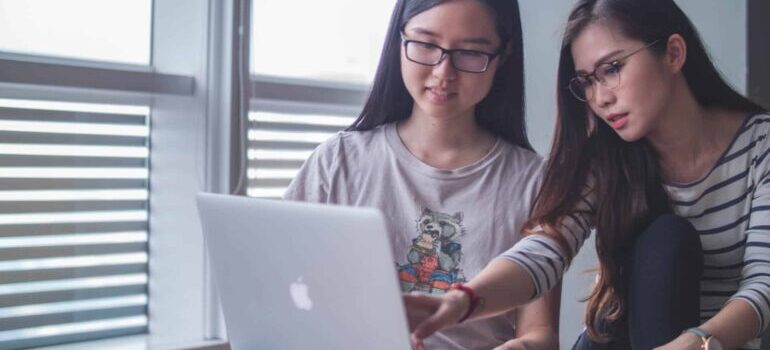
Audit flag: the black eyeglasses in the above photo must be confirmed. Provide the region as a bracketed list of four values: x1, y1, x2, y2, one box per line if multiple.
[401, 34, 501, 73]
[568, 40, 660, 102]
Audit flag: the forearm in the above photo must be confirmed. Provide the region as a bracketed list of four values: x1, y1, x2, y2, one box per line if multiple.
[512, 283, 561, 350]
[465, 259, 538, 320]
[509, 327, 559, 350]
[701, 299, 760, 349]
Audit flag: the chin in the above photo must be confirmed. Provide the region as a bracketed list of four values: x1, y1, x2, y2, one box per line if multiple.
[419, 102, 459, 116]
[615, 129, 645, 142]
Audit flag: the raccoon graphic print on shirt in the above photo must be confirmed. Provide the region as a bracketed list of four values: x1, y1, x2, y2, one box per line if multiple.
[398, 208, 466, 294]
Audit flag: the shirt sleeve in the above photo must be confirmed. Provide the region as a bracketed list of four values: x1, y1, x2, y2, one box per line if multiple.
[730, 136, 770, 335]
[496, 182, 596, 298]
[282, 135, 339, 203]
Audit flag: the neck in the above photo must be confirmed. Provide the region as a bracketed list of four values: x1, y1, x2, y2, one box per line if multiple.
[646, 78, 741, 182]
[646, 84, 712, 167]
[397, 108, 496, 169]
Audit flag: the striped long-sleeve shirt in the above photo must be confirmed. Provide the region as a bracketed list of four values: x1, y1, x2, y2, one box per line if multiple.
[500, 113, 770, 349]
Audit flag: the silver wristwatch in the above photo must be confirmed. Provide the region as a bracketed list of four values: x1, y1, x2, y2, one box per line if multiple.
[685, 327, 723, 350]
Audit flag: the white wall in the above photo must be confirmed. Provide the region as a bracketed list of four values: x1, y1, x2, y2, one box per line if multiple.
[676, 1, 747, 95]
[519, 0, 747, 347]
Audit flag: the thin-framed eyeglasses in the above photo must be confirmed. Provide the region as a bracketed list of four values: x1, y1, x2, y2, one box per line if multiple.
[400, 34, 502, 73]
[568, 40, 660, 102]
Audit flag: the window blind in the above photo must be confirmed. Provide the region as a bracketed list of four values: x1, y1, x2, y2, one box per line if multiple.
[246, 110, 355, 199]
[0, 98, 150, 349]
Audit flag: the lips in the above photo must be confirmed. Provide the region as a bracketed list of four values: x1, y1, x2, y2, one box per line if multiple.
[426, 87, 455, 102]
[606, 113, 628, 129]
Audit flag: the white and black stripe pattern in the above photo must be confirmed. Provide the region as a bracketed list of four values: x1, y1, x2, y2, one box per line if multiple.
[498, 184, 597, 295]
[499, 113, 770, 349]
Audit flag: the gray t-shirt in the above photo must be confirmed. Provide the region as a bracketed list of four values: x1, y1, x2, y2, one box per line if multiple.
[284, 122, 544, 349]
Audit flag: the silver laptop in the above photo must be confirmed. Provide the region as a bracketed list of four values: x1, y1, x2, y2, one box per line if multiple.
[196, 193, 411, 350]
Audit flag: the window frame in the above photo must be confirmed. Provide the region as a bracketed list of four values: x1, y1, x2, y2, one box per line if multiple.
[0, 0, 226, 348]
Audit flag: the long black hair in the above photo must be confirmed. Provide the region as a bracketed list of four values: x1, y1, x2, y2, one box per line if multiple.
[523, 0, 765, 342]
[347, 0, 532, 151]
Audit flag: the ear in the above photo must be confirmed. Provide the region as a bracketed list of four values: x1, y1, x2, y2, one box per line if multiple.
[663, 33, 687, 74]
[500, 42, 513, 64]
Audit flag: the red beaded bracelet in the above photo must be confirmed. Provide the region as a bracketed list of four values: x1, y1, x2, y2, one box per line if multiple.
[450, 283, 481, 323]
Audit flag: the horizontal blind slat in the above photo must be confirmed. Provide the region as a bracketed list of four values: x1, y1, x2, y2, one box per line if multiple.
[248, 129, 336, 144]
[0, 99, 149, 116]
[0, 107, 147, 125]
[0, 274, 148, 296]
[249, 122, 348, 134]
[0, 243, 148, 262]
[0, 120, 149, 137]
[0, 306, 146, 331]
[0, 232, 147, 249]
[247, 179, 293, 189]
[0, 315, 147, 342]
[248, 111, 354, 127]
[247, 140, 321, 151]
[0, 203, 147, 215]
[0, 210, 148, 225]
[0, 167, 148, 179]
[0, 295, 147, 319]
[0, 144, 149, 158]
[0, 222, 147, 238]
[0, 132, 147, 146]
[0, 266, 148, 289]
[0, 253, 148, 272]
[0, 189, 148, 202]
[0, 179, 147, 191]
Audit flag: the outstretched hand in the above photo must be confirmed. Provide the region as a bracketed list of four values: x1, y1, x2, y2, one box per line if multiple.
[402, 291, 469, 350]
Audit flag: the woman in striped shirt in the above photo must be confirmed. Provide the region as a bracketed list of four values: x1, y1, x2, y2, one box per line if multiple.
[404, 0, 769, 349]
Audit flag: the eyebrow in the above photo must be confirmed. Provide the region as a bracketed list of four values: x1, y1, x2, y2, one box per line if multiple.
[407, 27, 494, 46]
[575, 49, 624, 74]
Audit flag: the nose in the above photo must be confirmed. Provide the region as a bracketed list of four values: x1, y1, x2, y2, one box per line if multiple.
[592, 82, 616, 109]
[432, 54, 457, 80]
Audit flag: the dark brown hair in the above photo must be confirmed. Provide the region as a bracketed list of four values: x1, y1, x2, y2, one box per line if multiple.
[525, 0, 764, 342]
[348, 0, 531, 151]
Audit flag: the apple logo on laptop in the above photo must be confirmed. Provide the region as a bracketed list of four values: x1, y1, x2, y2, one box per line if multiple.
[290, 277, 313, 311]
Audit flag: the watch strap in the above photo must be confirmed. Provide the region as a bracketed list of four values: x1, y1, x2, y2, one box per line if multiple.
[685, 327, 713, 350]
[686, 327, 712, 338]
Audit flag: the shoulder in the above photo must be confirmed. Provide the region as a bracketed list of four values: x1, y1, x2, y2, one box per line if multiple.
[740, 113, 770, 162]
[494, 142, 547, 204]
[739, 113, 770, 145]
[498, 142, 546, 177]
[336, 125, 387, 146]
[727, 113, 770, 185]
[312, 125, 389, 166]
[748, 113, 770, 166]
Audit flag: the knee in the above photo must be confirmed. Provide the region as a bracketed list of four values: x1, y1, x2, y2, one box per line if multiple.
[630, 215, 703, 284]
[647, 214, 695, 235]
[634, 214, 701, 261]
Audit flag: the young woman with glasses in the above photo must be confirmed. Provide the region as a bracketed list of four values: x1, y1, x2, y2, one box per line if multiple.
[405, 0, 769, 349]
[283, 0, 559, 349]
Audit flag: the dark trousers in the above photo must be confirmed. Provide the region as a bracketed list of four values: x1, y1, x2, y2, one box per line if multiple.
[571, 214, 703, 350]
